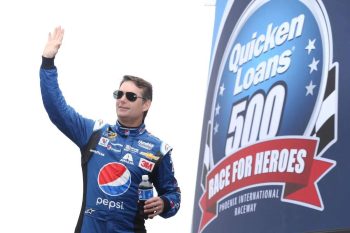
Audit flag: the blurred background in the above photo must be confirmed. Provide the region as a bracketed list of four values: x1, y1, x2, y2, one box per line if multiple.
[0, 0, 215, 232]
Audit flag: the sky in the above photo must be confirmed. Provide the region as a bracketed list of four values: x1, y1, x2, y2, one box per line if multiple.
[0, 0, 215, 232]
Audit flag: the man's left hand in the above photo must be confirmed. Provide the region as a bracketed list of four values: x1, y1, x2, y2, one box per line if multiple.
[144, 197, 164, 219]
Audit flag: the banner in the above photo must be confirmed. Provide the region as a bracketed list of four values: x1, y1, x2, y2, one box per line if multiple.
[192, 0, 350, 232]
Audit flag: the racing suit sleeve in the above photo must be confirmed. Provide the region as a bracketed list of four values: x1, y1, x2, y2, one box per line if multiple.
[152, 152, 181, 218]
[39, 56, 95, 148]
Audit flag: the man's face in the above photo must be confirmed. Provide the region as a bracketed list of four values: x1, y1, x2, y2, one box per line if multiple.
[116, 81, 151, 127]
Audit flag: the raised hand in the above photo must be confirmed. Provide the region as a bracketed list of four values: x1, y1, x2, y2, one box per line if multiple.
[42, 26, 64, 58]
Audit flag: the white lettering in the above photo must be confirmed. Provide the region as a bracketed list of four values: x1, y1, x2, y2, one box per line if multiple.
[229, 14, 304, 95]
[232, 156, 253, 182]
[254, 149, 307, 175]
[96, 197, 124, 210]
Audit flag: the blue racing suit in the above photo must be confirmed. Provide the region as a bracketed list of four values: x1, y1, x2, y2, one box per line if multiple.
[40, 57, 181, 233]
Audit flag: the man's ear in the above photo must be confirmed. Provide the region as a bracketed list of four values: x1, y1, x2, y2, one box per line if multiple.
[142, 99, 152, 112]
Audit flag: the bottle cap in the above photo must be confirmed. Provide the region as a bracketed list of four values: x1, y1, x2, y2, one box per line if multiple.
[142, 175, 149, 181]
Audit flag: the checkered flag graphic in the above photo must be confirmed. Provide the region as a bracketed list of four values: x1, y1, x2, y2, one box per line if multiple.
[311, 63, 339, 156]
[201, 121, 214, 191]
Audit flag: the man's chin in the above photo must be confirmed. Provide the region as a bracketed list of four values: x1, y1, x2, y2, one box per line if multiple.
[117, 113, 128, 119]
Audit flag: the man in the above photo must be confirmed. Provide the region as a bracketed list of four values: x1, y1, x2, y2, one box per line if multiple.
[40, 26, 181, 233]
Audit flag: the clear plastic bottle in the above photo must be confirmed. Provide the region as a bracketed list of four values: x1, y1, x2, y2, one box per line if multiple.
[138, 175, 154, 219]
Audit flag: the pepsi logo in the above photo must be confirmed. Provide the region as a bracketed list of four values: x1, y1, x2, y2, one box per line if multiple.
[97, 162, 131, 196]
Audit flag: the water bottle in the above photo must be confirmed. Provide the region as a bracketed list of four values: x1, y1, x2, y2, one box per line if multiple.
[138, 175, 154, 219]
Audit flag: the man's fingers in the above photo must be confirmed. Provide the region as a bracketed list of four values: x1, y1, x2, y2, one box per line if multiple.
[59, 29, 64, 42]
[43, 26, 65, 58]
[58, 30, 64, 44]
[47, 28, 63, 43]
[49, 27, 64, 42]
[144, 203, 163, 218]
[146, 208, 159, 218]
[54, 27, 60, 38]
[55, 27, 64, 41]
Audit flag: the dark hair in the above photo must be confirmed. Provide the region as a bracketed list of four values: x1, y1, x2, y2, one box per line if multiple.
[120, 75, 153, 120]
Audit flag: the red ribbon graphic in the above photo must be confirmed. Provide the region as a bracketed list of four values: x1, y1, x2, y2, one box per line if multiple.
[198, 137, 335, 233]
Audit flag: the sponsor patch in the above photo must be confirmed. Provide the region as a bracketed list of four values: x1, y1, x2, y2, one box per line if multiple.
[140, 152, 160, 161]
[160, 142, 172, 155]
[139, 158, 155, 172]
[125, 144, 139, 153]
[138, 140, 154, 150]
[98, 137, 109, 147]
[121, 153, 134, 165]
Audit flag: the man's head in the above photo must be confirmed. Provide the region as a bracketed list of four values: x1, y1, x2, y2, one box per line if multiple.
[114, 75, 152, 127]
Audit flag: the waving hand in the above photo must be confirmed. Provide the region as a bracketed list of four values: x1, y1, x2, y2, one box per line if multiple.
[42, 26, 64, 58]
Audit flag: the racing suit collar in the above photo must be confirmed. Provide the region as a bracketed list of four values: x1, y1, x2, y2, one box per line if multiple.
[115, 120, 146, 137]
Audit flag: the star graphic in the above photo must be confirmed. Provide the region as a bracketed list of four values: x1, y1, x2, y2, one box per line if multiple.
[215, 104, 221, 116]
[305, 80, 317, 96]
[85, 208, 96, 214]
[308, 57, 319, 74]
[305, 38, 316, 54]
[219, 83, 225, 96]
[214, 122, 219, 134]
